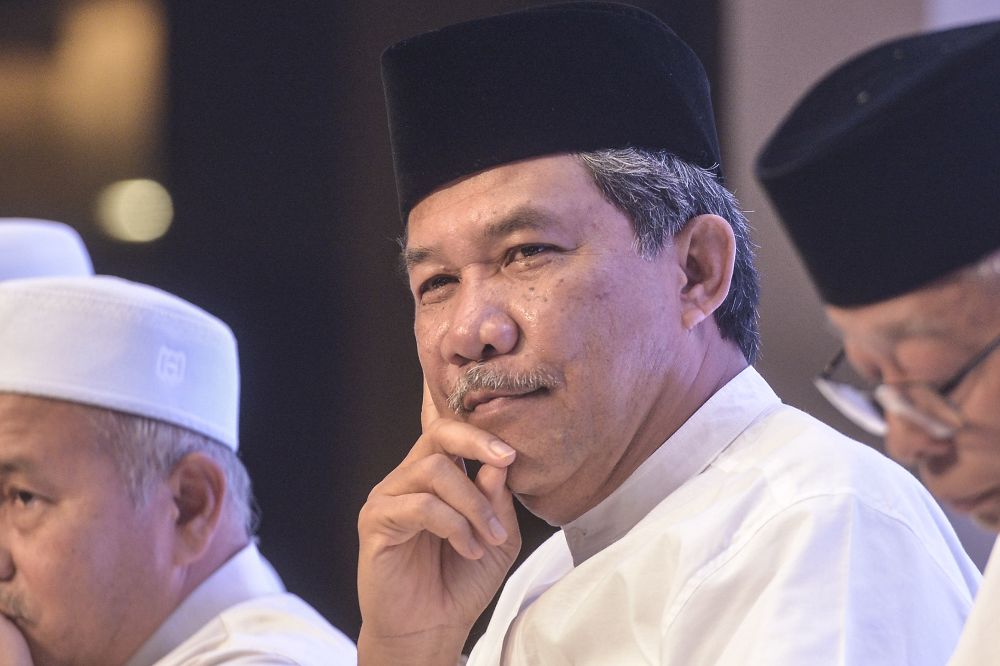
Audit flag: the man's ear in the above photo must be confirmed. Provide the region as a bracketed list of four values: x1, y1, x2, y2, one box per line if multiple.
[167, 452, 227, 564]
[672, 214, 736, 331]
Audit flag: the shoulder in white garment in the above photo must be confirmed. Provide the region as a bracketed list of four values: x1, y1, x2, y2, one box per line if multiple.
[126, 543, 357, 665]
[468, 368, 980, 666]
[152, 594, 358, 665]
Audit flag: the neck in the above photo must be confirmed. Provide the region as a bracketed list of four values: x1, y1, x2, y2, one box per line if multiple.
[177, 521, 250, 605]
[593, 337, 747, 512]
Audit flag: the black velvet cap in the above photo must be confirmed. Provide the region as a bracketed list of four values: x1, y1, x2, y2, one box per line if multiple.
[381, 2, 721, 221]
[756, 19, 1000, 307]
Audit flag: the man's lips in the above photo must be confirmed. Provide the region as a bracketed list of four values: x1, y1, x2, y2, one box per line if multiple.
[447, 365, 563, 415]
[463, 388, 545, 412]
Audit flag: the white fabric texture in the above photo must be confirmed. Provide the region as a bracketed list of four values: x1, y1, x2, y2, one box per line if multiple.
[0, 218, 93, 280]
[0, 275, 239, 448]
[468, 367, 980, 666]
[126, 543, 357, 666]
[949, 536, 1000, 665]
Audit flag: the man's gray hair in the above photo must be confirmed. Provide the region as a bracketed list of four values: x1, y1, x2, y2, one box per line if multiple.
[577, 148, 761, 363]
[86, 409, 258, 536]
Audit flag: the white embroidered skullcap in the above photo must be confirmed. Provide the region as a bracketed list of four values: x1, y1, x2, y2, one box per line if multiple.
[0, 275, 239, 449]
[0, 218, 94, 280]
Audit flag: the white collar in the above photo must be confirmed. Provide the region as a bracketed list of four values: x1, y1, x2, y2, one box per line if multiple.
[124, 541, 285, 666]
[562, 366, 780, 566]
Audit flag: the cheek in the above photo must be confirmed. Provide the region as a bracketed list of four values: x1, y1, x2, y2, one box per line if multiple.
[529, 273, 616, 330]
[27, 504, 156, 596]
[962, 377, 1000, 432]
[511, 284, 549, 325]
[896, 340, 967, 381]
[14, 532, 112, 654]
[414, 313, 449, 358]
[547, 285, 666, 395]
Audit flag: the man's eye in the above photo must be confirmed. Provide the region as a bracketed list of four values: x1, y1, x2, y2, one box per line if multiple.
[509, 244, 553, 262]
[419, 275, 457, 295]
[9, 490, 37, 507]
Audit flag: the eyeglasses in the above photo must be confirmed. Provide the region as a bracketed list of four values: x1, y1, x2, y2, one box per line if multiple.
[815, 332, 1000, 439]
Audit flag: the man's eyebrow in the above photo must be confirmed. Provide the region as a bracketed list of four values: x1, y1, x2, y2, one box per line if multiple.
[481, 207, 553, 241]
[0, 457, 34, 474]
[400, 246, 436, 274]
[400, 207, 556, 273]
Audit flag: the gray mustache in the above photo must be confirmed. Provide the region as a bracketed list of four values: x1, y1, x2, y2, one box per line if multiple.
[447, 365, 561, 415]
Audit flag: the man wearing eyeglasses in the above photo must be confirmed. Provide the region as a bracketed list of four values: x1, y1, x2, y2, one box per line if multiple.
[757, 18, 1000, 665]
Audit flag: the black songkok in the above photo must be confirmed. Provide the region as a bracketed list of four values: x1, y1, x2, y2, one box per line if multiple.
[381, 2, 721, 221]
[756, 19, 1000, 307]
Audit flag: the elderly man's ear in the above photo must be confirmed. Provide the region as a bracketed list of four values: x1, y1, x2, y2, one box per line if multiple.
[672, 214, 736, 331]
[167, 453, 227, 564]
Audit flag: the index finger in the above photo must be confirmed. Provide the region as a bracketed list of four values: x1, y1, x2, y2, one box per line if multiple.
[403, 418, 516, 467]
[420, 376, 441, 431]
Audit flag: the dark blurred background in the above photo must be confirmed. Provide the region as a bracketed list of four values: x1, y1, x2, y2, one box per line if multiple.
[1, 0, 995, 648]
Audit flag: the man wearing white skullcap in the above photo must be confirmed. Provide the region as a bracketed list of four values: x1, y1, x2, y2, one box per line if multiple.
[0, 218, 93, 279]
[0, 276, 356, 665]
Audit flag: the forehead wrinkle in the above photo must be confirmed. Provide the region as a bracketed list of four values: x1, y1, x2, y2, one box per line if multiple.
[0, 403, 35, 473]
[886, 319, 947, 341]
[865, 314, 953, 350]
[833, 299, 949, 343]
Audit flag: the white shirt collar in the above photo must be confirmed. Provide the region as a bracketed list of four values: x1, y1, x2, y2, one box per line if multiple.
[124, 541, 286, 666]
[562, 366, 780, 566]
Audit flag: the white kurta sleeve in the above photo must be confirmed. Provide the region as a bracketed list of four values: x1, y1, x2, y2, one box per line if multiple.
[661, 493, 975, 666]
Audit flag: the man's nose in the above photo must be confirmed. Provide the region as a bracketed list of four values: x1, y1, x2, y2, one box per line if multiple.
[884, 412, 953, 468]
[441, 283, 518, 365]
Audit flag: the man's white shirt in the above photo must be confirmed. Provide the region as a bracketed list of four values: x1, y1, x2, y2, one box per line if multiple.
[468, 367, 980, 665]
[125, 543, 356, 665]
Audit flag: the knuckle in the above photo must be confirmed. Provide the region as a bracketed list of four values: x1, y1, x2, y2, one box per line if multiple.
[357, 504, 372, 532]
[358, 492, 386, 524]
[422, 452, 457, 476]
[366, 480, 388, 502]
[408, 492, 438, 515]
[473, 499, 496, 526]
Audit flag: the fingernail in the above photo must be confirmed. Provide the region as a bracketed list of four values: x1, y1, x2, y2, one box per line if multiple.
[488, 517, 508, 542]
[489, 440, 516, 460]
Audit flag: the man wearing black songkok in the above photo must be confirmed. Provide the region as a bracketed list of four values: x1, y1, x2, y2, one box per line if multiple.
[757, 18, 1000, 666]
[358, 4, 979, 664]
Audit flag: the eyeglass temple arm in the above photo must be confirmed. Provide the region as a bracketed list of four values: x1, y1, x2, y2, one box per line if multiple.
[819, 348, 846, 380]
[940, 332, 1000, 395]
